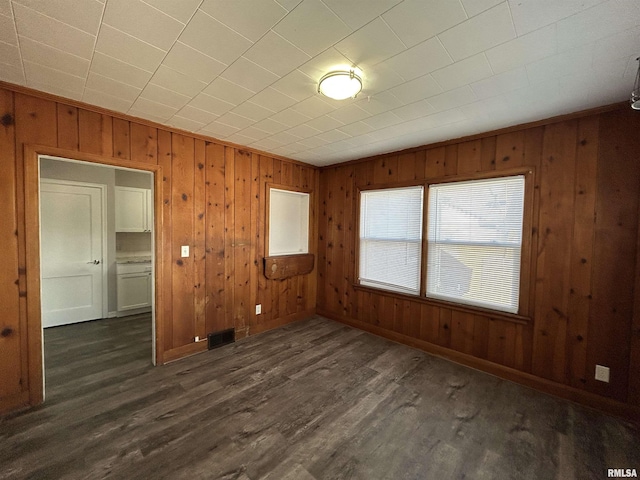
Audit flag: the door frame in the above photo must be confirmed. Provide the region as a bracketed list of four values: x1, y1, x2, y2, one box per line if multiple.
[24, 144, 165, 406]
[39, 178, 108, 323]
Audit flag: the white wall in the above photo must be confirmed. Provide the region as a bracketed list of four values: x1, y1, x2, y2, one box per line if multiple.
[115, 169, 152, 189]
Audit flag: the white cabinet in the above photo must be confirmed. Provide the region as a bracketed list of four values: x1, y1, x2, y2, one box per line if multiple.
[115, 186, 152, 232]
[117, 263, 152, 315]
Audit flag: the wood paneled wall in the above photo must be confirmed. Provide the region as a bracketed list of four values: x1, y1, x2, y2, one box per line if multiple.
[317, 107, 640, 415]
[0, 86, 318, 414]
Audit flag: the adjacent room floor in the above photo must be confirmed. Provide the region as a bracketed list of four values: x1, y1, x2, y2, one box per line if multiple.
[1, 315, 638, 479]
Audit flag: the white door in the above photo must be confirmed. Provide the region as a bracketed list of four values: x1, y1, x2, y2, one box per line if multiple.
[40, 180, 105, 328]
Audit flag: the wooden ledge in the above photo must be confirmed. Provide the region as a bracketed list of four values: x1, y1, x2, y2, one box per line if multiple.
[264, 254, 314, 280]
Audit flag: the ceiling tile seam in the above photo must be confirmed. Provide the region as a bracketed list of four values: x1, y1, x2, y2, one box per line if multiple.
[14, 34, 94, 67]
[11, 0, 100, 36]
[378, 13, 408, 50]
[215, 112, 256, 129]
[10, 2, 28, 87]
[372, 35, 456, 84]
[149, 63, 209, 92]
[484, 52, 496, 77]
[176, 106, 220, 124]
[458, 0, 472, 20]
[241, 100, 280, 116]
[224, 55, 284, 89]
[1, 1, 14, 19]
[262, 1, 354, 73]
[140, 83, 192, 109]
[137, 0, 196, 26]
[84, 86, 132, 105]
[88, 50, 157, 81]
[12, 2, 98, 40]
[8, 3, 58, 86]
[120, 3, 208, 120]
[199, 0, 336, 91]
[2, 6, 23, 81]
[274, 0, 297, 13]
[327, 107, 451, 151]
[175, 6, 308, 117]
[504, 0, 517, 40]
[485, 23, 560, 75]
[434, 12, 518, 64]
[172, 39, 232, 67]
[79, 0, 107, 103]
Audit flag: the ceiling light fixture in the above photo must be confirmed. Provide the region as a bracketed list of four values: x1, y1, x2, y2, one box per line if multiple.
[318, 69, 362, 100]
[631, 57, 640, 110]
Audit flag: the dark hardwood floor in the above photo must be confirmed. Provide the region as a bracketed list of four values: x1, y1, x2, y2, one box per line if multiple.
[1, 314, 638, 479]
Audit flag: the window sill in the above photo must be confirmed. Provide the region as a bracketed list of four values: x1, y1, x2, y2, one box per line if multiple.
[352, 283, 531, 325]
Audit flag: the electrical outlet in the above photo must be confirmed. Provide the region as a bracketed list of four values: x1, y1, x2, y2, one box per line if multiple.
[255, 304, 262, 315]
[194, 336, 199, 342]
[595, 365, 610, 383]
[181, 245, 189, 257]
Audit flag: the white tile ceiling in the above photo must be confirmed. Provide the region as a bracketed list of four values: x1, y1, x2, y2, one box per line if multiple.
[0, 0, 639, 166]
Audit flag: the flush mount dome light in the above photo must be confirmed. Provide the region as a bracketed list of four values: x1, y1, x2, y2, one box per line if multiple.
[318, 69, 362, 100]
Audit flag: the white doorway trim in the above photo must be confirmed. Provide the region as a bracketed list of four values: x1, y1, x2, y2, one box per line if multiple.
[39, 178, 109, 324]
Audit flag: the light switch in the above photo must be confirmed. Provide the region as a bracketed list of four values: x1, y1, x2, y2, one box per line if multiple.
[181, 245, 189, 258]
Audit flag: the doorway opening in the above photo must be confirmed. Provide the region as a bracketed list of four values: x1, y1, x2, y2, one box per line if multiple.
[38, 155, 156, 402]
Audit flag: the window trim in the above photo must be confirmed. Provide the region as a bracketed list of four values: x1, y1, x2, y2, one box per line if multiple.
[355, 167, 535, 321]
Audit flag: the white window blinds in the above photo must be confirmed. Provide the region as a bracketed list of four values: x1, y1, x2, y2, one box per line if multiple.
[359, 186, 423, 295]
[426, 176, 525, 313]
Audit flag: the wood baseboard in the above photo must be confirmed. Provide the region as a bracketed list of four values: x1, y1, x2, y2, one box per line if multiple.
[162, 309, 316, 364]
[249, 308, 316, 336]
[162, 340, 209, 364]
[318, 308, 640, 424]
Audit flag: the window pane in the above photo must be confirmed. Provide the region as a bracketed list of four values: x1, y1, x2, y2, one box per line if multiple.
[427, 176, 525, 313]
[360, 240, 422, 293]
[359, 186, 423, 294]
[428, 176, 524, 245]
[427, 243, 521, 312]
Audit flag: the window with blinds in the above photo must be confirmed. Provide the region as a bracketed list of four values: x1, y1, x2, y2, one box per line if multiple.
[359, 186, 424, 295]
[426, 175, 525, 313]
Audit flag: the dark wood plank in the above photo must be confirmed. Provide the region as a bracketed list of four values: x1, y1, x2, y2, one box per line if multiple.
[495, 130, 525, 170]
[565, 116, 598, 389]
[456, 139, 481, 174]
[205, 142, 226, 334]
[170, 133, 195, 348]
[0, 89, 22, 401]
[56, 104, 78, 151]
[258, 155, 273, 324]
[78, 110, 112, 156]
[233, 149, 252, 335]
[157, 129, 173, 353]
[586, 110, 640, 401]
[14, 93, 58, 407]
[532, 121, 578, 383]
[425, 146, 445, 179]
[2, 315, 637, 480]
[112, 118, 130, 160]
[193, 140, 207, 339]
[130, 123, 158, 165]
[249, 153, 260, 327]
